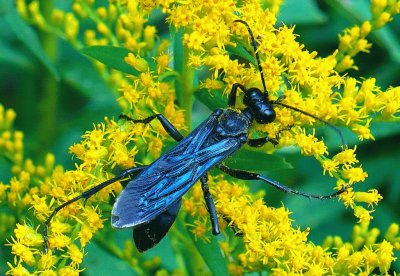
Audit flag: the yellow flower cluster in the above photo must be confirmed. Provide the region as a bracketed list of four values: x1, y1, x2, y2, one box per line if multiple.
[150, 0, 399, 236]
[0, 105, 87, 274]
[16, 0, 188, 149]
[183, 176, 398, 274]
[336, 0, 400, 72]
[318, 147, 382, 223]
[3, 114, 184, 274]
[0, 105, 58, 214]
[7, 1, 190, 274]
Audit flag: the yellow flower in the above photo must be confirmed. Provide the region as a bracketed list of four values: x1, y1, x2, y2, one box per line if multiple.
[354, 206, 373, 223]
[14, 223, 43, 247]
[125, 53, 150, 72]
[352, 119, 375, 140]
[48, 234, 71, 250]
[78, 224, 94, 247]
[65, 13, 80, 41]
[384, 223, 399, 245]
[6, 262, 32, 276]
[58, 266, 82, 276]
[322, 159, 339, 177]
[183, 31, 210, 51]
[378, 86, 400, 118]
[295, 129, 327, 156]
[83, 206, 103, 232]
[31, 195, 51, 221]
[190, 219, 210, 241]
[354, 189, 382, 206]
[64, 244, 84, 268]
[9, 239, 36, 266]
[342, 166, 368, 184]
[375, 240, 396, 273]
[38, 252, 57, 271]
[333, 147, 359, 167]
[168, 5, 194, 27]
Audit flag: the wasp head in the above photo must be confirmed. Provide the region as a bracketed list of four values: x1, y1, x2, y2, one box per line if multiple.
[243, 88, 276, 124]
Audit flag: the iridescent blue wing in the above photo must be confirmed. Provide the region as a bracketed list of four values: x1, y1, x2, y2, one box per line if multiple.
[111, 110, 243, 228]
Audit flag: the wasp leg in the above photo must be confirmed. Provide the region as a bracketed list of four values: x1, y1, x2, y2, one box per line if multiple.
[119, 114, 184, 142]
[43, 165, 148, 253]
[200, 174, 220, 235]
[228, 83, 247, 108]
[247, 125, 293, 148]
[218, 164, 348, 199]
[247, 136, 278, 147]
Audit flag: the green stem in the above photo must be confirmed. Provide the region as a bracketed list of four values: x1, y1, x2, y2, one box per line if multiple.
[181, 49, 194, 129]
[36, 0, 58, 155]
[173, 27, 194, 132]
[169, 225, 190, 275]
[170, 215, 207, 274]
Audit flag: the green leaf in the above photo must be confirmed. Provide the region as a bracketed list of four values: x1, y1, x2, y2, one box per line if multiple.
[226, 43, 257, 67]
[278, 0, 327, 25]
[172, 27, 185, 105]
[371, 122, 400, 140]
[83, 242, 134, 275]
[159, 70, 180, 82]
[225, 148, 293, 171]
[80, 46, 140, 76]
[194, 89, 226, 111]
[191, 235, 229, 276]
[2, 0, 59, 80]
[369, 27, 400, 64]
[0, 40, 32, 68]
[60, 61, 113, 98]
[185, 215, 229, 276]
[326, 0, 400, 63]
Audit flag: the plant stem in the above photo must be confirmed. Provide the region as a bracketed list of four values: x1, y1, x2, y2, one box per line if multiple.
[173, 27, 194, 132]
[181, 49, 194, 129]
[36, 0, 58, 155]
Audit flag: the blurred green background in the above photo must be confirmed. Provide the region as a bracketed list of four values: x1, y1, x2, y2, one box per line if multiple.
[0, 0, 399, 274]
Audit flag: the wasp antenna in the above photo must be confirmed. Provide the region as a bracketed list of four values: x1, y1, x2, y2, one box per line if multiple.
[233, 20, 268, 96]
[272, 101, 346, 148]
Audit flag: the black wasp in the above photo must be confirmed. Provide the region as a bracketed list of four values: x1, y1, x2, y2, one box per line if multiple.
[43, 20, 347, 252]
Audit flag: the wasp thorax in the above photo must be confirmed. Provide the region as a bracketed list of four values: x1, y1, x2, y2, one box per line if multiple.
[243, 88, 276, 124]
[216, 109, 250, 137]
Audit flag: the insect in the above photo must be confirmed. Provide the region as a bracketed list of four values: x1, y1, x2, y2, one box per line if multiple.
[43, 20, 347, 252]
